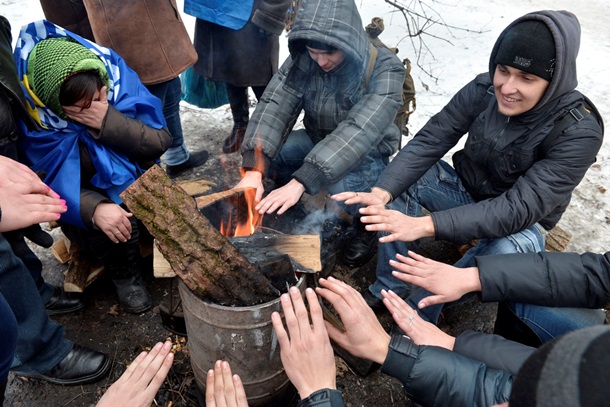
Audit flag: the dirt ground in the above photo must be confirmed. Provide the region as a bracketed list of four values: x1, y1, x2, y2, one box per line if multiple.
[4, 103, 497, 407]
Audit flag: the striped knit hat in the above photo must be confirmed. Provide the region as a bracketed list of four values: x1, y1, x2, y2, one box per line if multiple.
[26, 37, 109, 119]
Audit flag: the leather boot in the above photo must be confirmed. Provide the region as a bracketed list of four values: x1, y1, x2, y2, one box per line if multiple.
[110, 266, 152, 314]
[223, 84, 250, 153]
[342, 218, 378, 268]
[493, 301, 542, 348]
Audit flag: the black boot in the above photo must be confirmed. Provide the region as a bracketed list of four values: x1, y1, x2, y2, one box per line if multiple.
[223, 84, 250, 153]
[110, 266, 152, 314]
[342, 218, 378, 268]
[493, 301, 542, 348]
[222, 123, 247, 154]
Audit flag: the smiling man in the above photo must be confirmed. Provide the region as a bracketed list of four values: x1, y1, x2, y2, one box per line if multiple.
[333, 10, 605, 345]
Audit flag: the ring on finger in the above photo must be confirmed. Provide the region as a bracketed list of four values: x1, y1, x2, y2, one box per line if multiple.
[408, 314, 414, 327]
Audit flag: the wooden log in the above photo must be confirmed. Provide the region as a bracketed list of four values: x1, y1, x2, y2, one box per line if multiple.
[120, 165, 279, 306]
[545, 226, 572, 252]
[231, 233, 322, 273]
[51, 236, 71, 264]
[63, 242, 104, 293]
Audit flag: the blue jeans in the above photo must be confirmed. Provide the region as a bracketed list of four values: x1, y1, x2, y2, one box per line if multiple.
[146, 77, 190, 166]
[268, 129, 388, 217]
[0, 234, 72, 375]
[371, 161, 604, 342]
[0, 293, 17, 382]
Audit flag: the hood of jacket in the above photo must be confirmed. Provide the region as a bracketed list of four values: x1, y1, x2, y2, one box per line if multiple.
[488, 10, 580, 112]
[287, 0, 370, 77]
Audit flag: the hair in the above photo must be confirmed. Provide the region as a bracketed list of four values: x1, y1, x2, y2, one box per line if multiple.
[58, 70, 103, 109]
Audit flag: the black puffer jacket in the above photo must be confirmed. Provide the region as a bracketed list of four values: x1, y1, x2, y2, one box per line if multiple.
[376, 10, 603, 243]
[477, 250, 610, 308]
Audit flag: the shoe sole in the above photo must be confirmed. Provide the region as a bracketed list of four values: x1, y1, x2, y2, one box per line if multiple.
[46, 302, 86, 316]
[21, 356, 111, 386]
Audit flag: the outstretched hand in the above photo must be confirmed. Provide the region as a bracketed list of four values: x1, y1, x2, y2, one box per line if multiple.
[234, 171, 265, 204]
[271, 286, 336, 400]
[96, 341, 174, 407]
[205, 360, 249, 407]
[315, 277, 390, 365]
[390, 251, 481, 308]
[358, 206, 434, 243]
[255, 179, 305, 215]
[381, 290, 455, 351]
[331, 187, 389, 207]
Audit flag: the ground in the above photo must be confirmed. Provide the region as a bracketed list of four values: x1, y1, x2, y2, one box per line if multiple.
[4, 103, 497, 407]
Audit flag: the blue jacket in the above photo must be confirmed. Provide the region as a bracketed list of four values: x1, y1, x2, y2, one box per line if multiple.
[15, 20, 168, 228]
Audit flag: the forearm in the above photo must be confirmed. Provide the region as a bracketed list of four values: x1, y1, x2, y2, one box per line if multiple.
[95, 105, 172, 161]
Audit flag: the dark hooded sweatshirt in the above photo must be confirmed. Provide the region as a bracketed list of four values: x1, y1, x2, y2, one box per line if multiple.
[240, 0, 405, 195]
[376, 10, 603, 243]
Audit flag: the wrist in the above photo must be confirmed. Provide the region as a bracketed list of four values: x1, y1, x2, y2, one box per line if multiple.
[371, 187, 392, 204]
[370, 332, 391, 364]
[419, 215, 435, 238]
[464, 267, 482, 293]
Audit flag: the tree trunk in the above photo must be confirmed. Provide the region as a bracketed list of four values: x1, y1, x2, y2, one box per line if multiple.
[120, 165, 279, 306]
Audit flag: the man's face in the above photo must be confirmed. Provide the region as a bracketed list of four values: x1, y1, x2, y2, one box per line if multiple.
[493, 64, 550, 116]
[306, 46, 346, 72]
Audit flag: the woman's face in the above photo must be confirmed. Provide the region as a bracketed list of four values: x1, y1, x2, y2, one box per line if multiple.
[306, 46, 346, 72]
[493, 64, 550, 116]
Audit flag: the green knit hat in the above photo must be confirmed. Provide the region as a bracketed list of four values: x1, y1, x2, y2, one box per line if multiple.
[27, 37, 110, 119]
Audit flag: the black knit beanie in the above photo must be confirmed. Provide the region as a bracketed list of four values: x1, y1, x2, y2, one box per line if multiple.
[509, 325, 610, 407]
[494, 20, 556, 81]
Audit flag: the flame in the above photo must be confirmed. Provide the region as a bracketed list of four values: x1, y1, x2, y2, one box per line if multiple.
[219, 134, 266, 237]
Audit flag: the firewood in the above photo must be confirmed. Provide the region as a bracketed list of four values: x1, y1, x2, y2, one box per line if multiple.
[545, 226, 572, 252]
[51, 236, 71, 264]
[176, 179, 216, 196]
[63, 242, 104, 293]
[120, 165, 279, 306]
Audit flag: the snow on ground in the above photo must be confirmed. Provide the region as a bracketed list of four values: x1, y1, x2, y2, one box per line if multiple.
[3, 0, 609, 253]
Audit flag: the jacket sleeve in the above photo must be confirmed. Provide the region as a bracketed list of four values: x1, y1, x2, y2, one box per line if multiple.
[251, 0, 292, 36]
[476, 251, 610, 308]
[453, 330, 536, 375]
[241, 57, 305, 174]
[297, 389, 345, 407]
[375, 74, 490, 200]
[431, 107, 603, 243]
[93, 105, 172, 162]
[292, 48, 405, 194]
[380, 335, 513, 407]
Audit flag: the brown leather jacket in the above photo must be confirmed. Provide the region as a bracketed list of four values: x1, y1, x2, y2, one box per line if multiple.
[83, 0, 197, 85]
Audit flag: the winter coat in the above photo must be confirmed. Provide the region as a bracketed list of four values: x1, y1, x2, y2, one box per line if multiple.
[240, 0, 405, 195]
[39, 0, 95, 41]
[189, 0, 291, 86]
[15, 21, 172, 228]
[0, 15, 36, 151]
[83, 0, 197, 85]
[476, 251, 610, 309]
[297, 389, 345, 407]
[376, 10, 603, 243]
[381, 333, 519, 407]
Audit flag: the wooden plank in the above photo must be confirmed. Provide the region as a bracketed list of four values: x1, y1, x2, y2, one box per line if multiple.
[176, 179, 216, 197]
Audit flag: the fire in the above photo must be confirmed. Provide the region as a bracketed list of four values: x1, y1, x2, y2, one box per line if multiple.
[219, 135, 265, 237]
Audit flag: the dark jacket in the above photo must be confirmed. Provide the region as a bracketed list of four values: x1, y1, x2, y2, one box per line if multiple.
[83, 0, 198, 85]
[376, 10, 603, 243]
[477, 251, 610, 309]
[240, 0, 405, 195]
[191, 0, 291, 86]
[0, 15, 36, 152]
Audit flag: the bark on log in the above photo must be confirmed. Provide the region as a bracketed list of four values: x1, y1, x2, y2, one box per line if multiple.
[120, 165, 279, 306]
[63, 241, 104, 293]
[544, 226, 572, 252]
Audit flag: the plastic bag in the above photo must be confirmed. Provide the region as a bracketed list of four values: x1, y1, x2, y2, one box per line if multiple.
[180, 66, 229, 109]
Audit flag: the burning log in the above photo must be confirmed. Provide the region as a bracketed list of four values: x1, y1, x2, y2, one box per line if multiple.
[120, 165, 280, 306]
